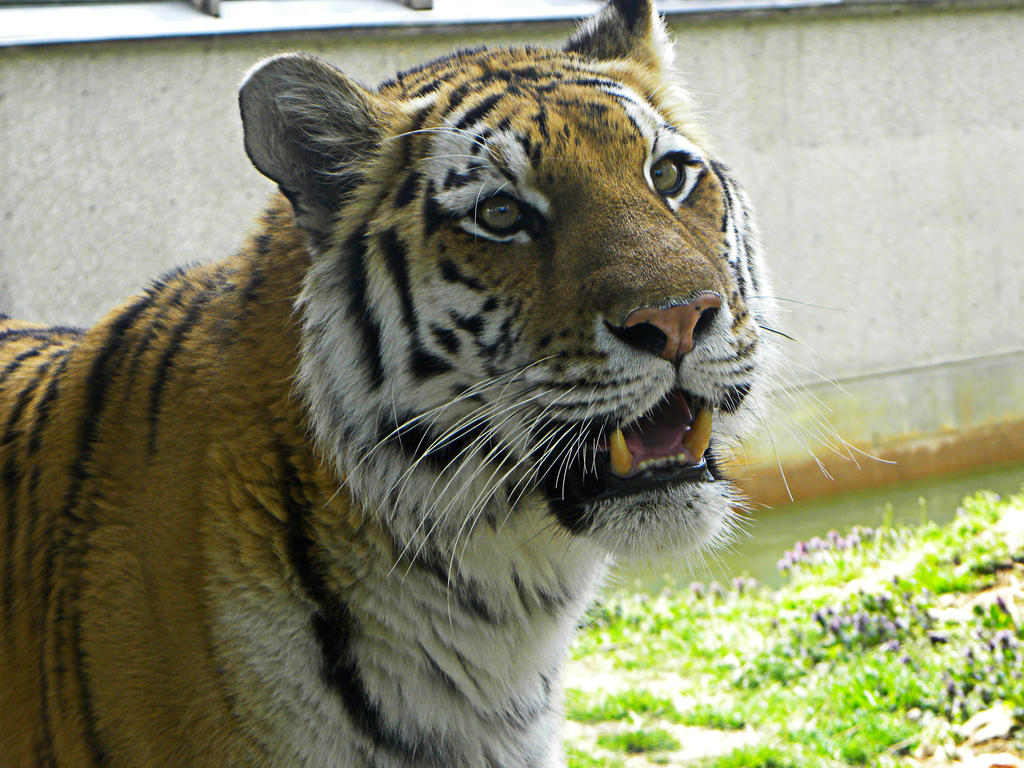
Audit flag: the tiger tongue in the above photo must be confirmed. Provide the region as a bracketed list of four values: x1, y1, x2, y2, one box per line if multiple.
[621, 389, 693, 457]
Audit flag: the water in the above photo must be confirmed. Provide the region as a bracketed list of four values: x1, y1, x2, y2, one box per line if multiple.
[614, 462, 1024, 592]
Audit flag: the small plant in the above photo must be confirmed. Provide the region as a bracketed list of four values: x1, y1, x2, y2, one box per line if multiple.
[565, 688, 679, 723]
[565, 744, 624, 768]
[596, 728, 681, 754]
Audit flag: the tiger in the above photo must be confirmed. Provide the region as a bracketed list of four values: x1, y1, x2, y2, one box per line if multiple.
[0, 0, 773, 765]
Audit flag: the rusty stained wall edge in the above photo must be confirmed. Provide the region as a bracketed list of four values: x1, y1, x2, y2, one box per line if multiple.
[734, 418, 1024, 508]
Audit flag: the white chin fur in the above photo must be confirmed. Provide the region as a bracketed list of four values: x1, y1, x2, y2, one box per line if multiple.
[575, 474, 743, 561]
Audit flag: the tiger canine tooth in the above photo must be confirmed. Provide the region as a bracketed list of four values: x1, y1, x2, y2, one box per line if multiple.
[609, 428, 633, 475]
[682, 408, 712, 461]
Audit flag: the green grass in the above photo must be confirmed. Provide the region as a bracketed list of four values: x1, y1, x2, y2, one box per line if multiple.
[674, 702, 747, 731]
[698, 743, 814, 768]
[566, 688, 680, 723]
[596, 728, 682, 754]
[565, 490, 1024, 767]
[565, 744, 625, 768]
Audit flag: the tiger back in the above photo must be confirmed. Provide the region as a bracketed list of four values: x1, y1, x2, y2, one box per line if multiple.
[0, 1, 773, 766]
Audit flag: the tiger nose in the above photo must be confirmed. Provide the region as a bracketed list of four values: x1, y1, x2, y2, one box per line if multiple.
[623, 293, 723, 362]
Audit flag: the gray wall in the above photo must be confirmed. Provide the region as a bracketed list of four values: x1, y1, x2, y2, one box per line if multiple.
[2, 4, 1023, 499]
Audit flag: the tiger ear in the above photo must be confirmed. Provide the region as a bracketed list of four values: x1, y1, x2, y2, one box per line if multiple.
[239, 53, 389, 238]
[565, 0, 674, 72]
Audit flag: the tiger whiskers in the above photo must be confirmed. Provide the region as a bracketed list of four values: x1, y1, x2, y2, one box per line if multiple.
[401, 385, 583, 595]
[448, 396, 604, 590]
[747, 321, 894, 503]
[442, 412, 586, 622]
[386, 382, 558, 516]
[343, 356, 557, 490]
[384, 380, 566, 578]
[431, 386, 581, 551]
[441, 419, 576, 598]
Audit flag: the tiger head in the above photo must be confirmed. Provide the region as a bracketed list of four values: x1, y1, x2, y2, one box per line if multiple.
[239, 0, 773, 560]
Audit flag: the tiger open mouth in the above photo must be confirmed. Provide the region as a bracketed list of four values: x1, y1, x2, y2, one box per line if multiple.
[543, 388, 716, 516]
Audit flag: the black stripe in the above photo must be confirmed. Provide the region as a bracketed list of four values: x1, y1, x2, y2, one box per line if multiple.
[344, 227, 387, 389]
[24, 354, 70, 768]
[2, 354, 56, 626]
[442, 166, 483, 191]
[449, 311, 484, 336]
[706, 447, 724, 481]
[26, 353, 69, 457]
[390, 45, 485, 96]
[710, 162, 747, 294]
[404, 100, 433, 150]
[377, 413, 473, 470]
[377, 232, 454, 380]
[410, 350, 453, 378]
[0, 342, 51, 388]
[376, 410, 515, 488]
[477, 316, 517, 360]
[43, 293, 154, 768]
[734, 189, 761, 296]
[718, 382, 751, 413]
[379, 230, 416, 330]
[394, 171, 422, 208]
[444, 83, 472, 115]
[453, 92, 503, 131]
[0, 326, 82, 349]
[379, 235, 450, 371]
[511, 572, 569, 615]
[430, 325, 460, 355]
[439, 259, 486, 292]
[422, 182, 450, 239]
[534, 107, 550, 142]
[147, 274, 224, 454]
[565, 77, 621, 90]
[278, 444, 457, 763]
[408, 546, 505, 625]
[241, 263, 267, 308]
[127, 282, 189, 381]
[253, 232, 272, 257]
[408, 78, 443, 98]
[529, 140, 543, 169]
[0, 350, 60, 448]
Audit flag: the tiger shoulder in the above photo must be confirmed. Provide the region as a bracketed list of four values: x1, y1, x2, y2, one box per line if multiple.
[0, 1, 774, 766]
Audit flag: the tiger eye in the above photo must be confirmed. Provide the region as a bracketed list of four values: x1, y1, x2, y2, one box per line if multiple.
[479, 195, 521, 232]
[650, 156, 683, 194]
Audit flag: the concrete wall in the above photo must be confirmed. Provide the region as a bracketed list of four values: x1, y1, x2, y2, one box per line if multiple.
[2, 3, 1023, 502]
